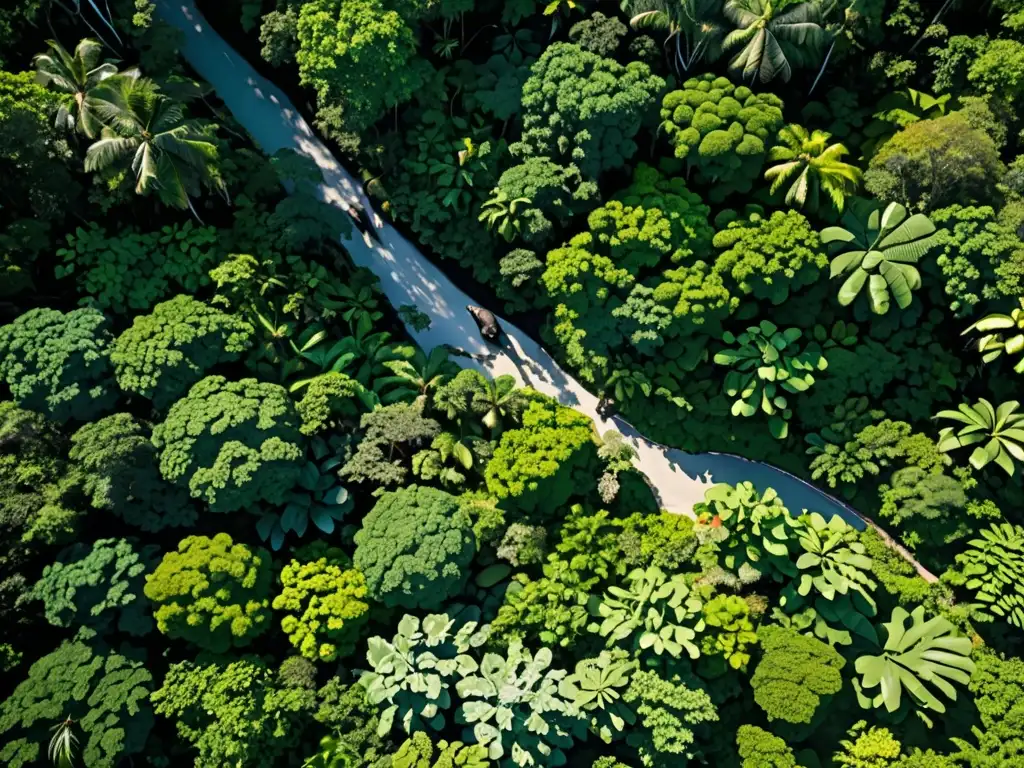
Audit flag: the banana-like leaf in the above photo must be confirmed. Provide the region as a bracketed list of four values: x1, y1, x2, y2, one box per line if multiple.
[854, 606, 975, 715]
[825, 200, 937, 314]
[936, 399, 1024, 476]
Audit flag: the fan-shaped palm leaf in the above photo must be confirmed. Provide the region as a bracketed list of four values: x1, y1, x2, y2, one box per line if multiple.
[821, 199, 937, 315]
[765, 123, 861, 211]
[84, 75, 222, 215]
[854, 605, 975, 716]
[33, 38, 119, 137]
[935, 398, 1024, 476]
[723, 0, 826, 83]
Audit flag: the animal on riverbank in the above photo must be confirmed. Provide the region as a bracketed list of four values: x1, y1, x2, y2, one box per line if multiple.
[466, 305, 501, 343]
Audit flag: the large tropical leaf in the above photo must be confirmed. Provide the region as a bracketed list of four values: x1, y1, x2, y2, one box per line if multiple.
[714, 321, 825, 438]
[935, 398, 1024, 476]
[822, 200, 936, 314]
[723, 0, 825, 83]
[963, 299, 1024, 372]
[854, 606, 975, 715]
[588, 566, 705, 659]
[791, 512, 876, 611]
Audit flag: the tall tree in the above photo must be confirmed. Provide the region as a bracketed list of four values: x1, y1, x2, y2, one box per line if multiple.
[84, 75, 223, 216]
[32, 38, 119, 137]
[723, 0, 826, 83]
[764, 124, 861, 212]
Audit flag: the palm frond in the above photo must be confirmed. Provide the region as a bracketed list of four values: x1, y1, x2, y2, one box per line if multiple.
[84, 135, 137, 171]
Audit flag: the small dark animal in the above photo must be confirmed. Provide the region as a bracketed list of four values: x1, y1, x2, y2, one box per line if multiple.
[467, 305, 501, 342]
[596, 397, 617, 419]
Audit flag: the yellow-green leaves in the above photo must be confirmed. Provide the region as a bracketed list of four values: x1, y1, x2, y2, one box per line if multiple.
[273, 544, 369, 662]
[764, 123, 861, 212]
[144, 533, 272, 653]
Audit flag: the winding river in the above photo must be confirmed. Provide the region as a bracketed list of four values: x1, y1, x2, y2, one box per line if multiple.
[154, 0, 935, 581]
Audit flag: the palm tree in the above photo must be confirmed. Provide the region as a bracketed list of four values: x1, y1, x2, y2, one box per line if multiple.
[625, 0, 724, 72]
[33, 38, 120, 137]
[84, 75, 223, 218]
[722, 0, 826, 84]
[475, 374, 528, 431]
[764, 124, 861, 212]
[809, 0, 880, 94]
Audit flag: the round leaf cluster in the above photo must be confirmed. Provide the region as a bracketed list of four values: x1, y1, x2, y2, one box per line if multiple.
[152, 376, 305, 513]
[0, 639, 154, 768]
[517, 42, 665, 179]
[0, 307, 116, 423]
[485, 397, 596, 516]
[712, 210, 826, 305]
[112, 294, 254, 410]
[151, 655, 313, 767]
[660, 74, 784, 200]
[491, 157, 598, 245]
[144, 533, 273, 653]
[751, 625, 845, 725]
[273, 543, 370, 661]
[31, 537, 156, 636]
[541, 164, 718, 376]
[295, 0, 430, 133]
[353, 485, 475, 610]
[69, 413, 197, 531]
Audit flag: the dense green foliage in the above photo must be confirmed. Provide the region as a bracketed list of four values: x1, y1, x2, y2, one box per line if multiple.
[0, 638, 154, 768]
[485, 397, 596, 515]
[273, 542, 369, 660]
[68, 412, 197, 531]
[144, 533, 273, 652]
[56, 222, 219, 312]
[353, 485, 475, 610]
[751, 625, 845, 725]
[513, 42, 664, 179]
[0, 307, 116, 422]
[295, 0, 431, 137]
[660, 73, 784, 200]
[111, 294, 254, 409]
[152, 375, 305, 512]
[152, 655, 313, 768]
[31, 537, 155, 635]
[3, 2, 1023, 767]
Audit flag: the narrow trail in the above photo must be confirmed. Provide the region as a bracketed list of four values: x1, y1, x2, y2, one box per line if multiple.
[155, 0, 937, 583]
